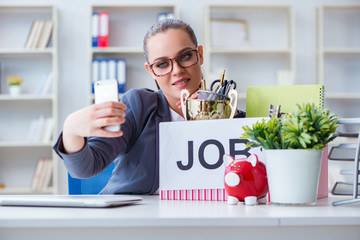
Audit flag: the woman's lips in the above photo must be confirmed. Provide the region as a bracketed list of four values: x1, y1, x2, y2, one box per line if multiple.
[172, 78, 190, 88]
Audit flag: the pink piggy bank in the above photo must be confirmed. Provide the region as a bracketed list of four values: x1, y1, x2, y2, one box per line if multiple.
[224, 154, 268, 205]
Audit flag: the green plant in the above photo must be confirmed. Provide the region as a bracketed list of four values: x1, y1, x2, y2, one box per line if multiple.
[241, 102, 338, 150]
[6, 76, 23, 86]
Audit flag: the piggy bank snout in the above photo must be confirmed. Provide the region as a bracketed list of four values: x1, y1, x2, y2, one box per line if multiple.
[225, 172, 240, 187]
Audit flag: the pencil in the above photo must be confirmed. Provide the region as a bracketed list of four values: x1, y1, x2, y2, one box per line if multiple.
[219, 69, 226, 86]
[200, 79, 206, 90]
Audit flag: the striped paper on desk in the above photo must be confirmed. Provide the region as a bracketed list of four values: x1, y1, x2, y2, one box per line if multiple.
[160, 189, 228, 201]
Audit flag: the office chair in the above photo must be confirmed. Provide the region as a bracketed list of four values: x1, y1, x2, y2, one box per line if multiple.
[330, 118, 360, 206]
[68, 162, 115, 194]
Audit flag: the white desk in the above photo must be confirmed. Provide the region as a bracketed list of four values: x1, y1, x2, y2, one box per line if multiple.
[0, 195, 360, 240]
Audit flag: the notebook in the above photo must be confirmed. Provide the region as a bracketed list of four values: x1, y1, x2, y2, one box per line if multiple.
[246, 84, 325, 117]
[0, 195, 142, 208]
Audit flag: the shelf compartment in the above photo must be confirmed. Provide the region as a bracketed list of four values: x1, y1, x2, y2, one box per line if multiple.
[0, 6, 54, 49]
[0, 147, 53, 191]
[207, 5, 294, 49]
[0, 100, 52, 142]
[323, 6, 360, 49]
[91, 5, 178, 48]
[209, 53, 290, 94]
[323, 54, 360, 94]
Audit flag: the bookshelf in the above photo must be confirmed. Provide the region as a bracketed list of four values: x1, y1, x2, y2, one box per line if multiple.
[316, 4, 360, 118]
[204, 4, 295, 110]
[89, 4, 179, 103]
[0, 5, 58, 194]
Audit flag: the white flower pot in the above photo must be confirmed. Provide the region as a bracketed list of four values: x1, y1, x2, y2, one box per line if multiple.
[9, 85, 21, 96]
[265, 149, 322, 205]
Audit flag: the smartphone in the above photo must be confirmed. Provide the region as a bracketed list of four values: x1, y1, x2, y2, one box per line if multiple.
[94, 79, 120, 132]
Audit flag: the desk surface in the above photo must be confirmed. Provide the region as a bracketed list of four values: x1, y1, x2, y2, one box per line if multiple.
[1, 195, 360, 240]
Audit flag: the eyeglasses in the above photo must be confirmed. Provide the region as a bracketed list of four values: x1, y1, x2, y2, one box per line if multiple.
[149, 49, 199, 77]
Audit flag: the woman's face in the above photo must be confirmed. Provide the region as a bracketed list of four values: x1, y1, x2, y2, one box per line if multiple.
[145, 29, 203, 106]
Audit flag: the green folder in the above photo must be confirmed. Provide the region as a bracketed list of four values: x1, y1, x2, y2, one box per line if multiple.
[246, 85, 325, 117]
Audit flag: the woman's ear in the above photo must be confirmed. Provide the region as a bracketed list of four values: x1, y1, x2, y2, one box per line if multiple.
[144, 62, 152, 74]
[198, 45, 204, 65]
[145, 62, 160, 90]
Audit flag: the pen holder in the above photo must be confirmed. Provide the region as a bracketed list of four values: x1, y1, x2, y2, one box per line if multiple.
[197, 90, 229, 101]
[180, 89, 238, 121]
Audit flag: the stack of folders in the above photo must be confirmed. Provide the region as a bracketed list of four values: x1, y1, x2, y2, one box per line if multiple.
[92, 58, 126, 93]
[91, 12, 109, 47]
[24, 20, 53, 49]
[31, 158, 52, 192]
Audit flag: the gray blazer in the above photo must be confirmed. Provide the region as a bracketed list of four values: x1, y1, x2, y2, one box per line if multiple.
[53, 88, 171, 194]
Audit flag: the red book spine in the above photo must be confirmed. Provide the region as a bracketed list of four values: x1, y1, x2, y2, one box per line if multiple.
[98, 12, 109, 47]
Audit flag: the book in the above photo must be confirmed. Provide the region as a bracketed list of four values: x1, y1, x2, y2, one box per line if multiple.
[30, 20, 45, 49]
[36, 20, 53, 49]
[36, 71, 53, 95]
[31, 158, 52, 192]
[98, 12, 109, 47]
[24, 20, 39, 49]
[92, 12, 99, 47]
[24, 21, 36, 49]
[27, 115, 47, 142]
[41, 117, 54, 143]
[40, 71, 53, 95]
[246, 84, 325, 117]
[31, 158, 45, 191]
[39, 158, 52, 191]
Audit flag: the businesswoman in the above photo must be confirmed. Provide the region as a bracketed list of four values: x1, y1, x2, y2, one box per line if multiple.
[54, 19, 244, 194]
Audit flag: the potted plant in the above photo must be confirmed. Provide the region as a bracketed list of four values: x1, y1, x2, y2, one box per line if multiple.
[6, 76, 23, 96]
[241, 102, 338, 205]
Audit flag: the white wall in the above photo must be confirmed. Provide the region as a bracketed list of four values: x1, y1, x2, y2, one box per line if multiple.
[3, 0, 359, 194]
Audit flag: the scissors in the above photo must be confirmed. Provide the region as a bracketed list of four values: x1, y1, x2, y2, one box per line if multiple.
[210, 79, 236, 93]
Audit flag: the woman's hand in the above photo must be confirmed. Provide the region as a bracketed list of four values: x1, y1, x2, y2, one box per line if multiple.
[62, 101, 127, 153]
[176, 91, 199, 109]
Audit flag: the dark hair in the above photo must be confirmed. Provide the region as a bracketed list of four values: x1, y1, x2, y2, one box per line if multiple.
[143, 19, 198, 63]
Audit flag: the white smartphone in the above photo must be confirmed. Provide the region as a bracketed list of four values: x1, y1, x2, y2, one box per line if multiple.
[94, 79, 120, 132]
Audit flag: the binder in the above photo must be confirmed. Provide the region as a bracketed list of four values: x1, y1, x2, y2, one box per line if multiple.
[92, 58, 126, 93]
[98, 12, 109, 47]
[92, 59, 100, 93]
[99, 59, 108, 80]
[91, 12, 99, 47]
[246, 84, 325, 117]
[116, 59, 126, 93]
[108, 59, 116, 80]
